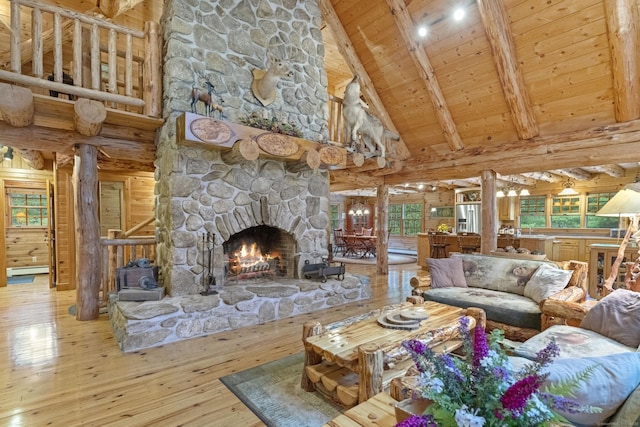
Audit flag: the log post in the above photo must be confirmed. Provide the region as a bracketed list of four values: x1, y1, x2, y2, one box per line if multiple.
[301, 321, 323, 391]
[74, 98, 107, 136]
[358, 343, 383, 403]
[73, 144, 101, 320]
[0, 83, 34, 127]
[221, 139, 260, 163]
[377, 183, 389, 275]
[143, 21, 161, 117]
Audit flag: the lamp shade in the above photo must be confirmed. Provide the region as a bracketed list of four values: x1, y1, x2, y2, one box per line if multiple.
[596, 184, 640, 217]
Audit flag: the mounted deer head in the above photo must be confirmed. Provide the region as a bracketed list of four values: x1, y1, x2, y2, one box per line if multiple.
[251, 52, 293, 106]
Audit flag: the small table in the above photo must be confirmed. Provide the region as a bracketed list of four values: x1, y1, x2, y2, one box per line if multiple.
[301, 301, 483, 407]
[322, 392, 398, 427]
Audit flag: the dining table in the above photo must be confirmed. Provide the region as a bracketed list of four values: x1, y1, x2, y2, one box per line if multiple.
[343, 234, 377, 258]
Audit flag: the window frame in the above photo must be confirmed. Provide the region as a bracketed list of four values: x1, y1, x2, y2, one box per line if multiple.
[8, 191, 48, 228]
[388, 202, 423, 236]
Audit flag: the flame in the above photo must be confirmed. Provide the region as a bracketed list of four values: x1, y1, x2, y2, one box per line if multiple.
[233, 242, 277, 267]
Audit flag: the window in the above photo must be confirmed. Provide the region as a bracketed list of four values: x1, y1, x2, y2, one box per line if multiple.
[550, 195, 581, 228]
[403, 203, 422, 236]
[388, 203, 422, 236]
[9, 192, 48, 227]
[388, 204, 402, 236]
[329, 204, 340, 231]
[519, 196, 546, 228]
[586, 192, 619, 229]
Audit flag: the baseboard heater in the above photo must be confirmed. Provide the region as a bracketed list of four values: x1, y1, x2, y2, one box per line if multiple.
[6, 266, 49, 277]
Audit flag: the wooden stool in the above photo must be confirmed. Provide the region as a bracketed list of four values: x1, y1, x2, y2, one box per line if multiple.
[428, 232, 450, 259]
[457, 232, 481, 254]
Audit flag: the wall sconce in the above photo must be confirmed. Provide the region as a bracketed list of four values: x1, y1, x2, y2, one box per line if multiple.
[558, 179, 578, 196]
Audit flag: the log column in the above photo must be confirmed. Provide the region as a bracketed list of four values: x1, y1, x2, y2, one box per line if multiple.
[480, 170, 498, 254]
[73, 144, 101, 320]
[376, 183, 389, 275]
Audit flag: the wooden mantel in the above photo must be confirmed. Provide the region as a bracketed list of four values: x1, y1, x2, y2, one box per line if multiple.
[176, 112, 356, 170]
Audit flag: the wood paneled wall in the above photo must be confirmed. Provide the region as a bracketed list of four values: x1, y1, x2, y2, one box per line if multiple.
[5, 228, 49, 269]
[54, 167, 155, 291]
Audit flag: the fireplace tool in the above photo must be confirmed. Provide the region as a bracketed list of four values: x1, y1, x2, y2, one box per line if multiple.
[201, 232, 218, 296]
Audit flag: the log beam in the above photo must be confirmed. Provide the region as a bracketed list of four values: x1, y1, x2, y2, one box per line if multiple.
[477, 0, 538, 139]
[0, 83, 34, 127]
[74, 98, 107, 136]
[385, 0, 464, 152]
[98, 0, 145, 19]
[319, 0, 411, 160]
[73, 144, 101, 320]
[604, 0, 640, 122]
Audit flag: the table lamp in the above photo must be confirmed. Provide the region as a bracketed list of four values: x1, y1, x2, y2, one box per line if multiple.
[596, 182, 640, 294]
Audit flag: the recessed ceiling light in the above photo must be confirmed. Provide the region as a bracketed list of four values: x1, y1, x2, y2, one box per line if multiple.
[417, 26, 428, 38]
[418, 183, 425, 190]
[453, 8, 465, 21]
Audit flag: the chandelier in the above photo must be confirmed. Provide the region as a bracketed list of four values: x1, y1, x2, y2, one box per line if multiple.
[348, 201, 370, 216]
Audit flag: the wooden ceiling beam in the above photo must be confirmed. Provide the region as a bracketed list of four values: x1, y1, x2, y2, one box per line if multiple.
[585, 164, 626, 177]
[385, 0, 464, 152]
[521, 171, 563, 183]
[477, 0, 538, 139]
[604, 0, 640, 122]
[550, 168, 594, 181]
[496, 174, 537, 186]
[319, 0, 411, 160]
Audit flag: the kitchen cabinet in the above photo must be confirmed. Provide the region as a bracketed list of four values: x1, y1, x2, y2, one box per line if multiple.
[553, 238, 580, 262]
[588, 244, 638, 299]
[498, 197, 515, 221]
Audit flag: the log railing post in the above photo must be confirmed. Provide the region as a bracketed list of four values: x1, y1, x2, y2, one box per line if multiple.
[143, 21, 161, 117]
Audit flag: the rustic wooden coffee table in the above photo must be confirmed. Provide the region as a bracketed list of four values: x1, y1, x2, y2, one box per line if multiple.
[301, 300, 485, 407]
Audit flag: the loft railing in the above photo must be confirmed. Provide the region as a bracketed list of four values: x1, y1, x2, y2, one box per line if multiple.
[327, 94, 346, 145]
[99, 216, 157, 305]
[0, 0, 161, 117]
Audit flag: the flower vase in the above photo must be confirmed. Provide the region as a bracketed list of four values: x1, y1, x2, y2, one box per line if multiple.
[394, 398, 432, 423]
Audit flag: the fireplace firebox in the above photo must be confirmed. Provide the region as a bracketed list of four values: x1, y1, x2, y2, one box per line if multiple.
[223, 225, 295, 282]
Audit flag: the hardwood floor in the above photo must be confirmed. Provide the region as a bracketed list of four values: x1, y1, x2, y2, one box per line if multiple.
[1, 264, 426, 426]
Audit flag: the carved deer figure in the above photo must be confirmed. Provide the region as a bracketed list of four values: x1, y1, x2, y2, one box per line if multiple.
[251, 52, 294, 106]
[191, 81, 224, 118]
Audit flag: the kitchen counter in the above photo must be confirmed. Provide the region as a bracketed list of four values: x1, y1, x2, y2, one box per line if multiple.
[417, 232, 631, 268]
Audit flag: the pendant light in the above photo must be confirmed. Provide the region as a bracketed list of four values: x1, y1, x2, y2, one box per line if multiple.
[558, 179, 578, 196]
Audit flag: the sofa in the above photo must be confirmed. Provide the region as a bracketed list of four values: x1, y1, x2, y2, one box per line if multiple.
[418, 253, 588, 341]
[510, 289, 640, 426]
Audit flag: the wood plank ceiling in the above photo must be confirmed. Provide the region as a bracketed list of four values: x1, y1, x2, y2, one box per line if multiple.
[1, 0, 639, 191]
[322, 0, 640, 194]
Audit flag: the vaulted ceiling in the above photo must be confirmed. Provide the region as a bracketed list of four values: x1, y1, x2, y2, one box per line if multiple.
[2, 0, 639, 191]
[321, 0, 640, 194]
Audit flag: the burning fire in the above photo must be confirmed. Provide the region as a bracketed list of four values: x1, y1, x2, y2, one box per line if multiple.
[232, 242, 277, 267]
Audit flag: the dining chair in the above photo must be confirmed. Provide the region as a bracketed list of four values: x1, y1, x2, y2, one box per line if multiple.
[333, 229, 347, 255]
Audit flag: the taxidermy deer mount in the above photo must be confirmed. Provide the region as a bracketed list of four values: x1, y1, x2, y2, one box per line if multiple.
[191, 80, 224, 118]
[251, 52, 293, 106]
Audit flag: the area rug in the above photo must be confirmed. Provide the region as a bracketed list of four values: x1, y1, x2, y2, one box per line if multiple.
[333, 253, 417, 265]
[7, 275, 35, 285]
[220, 353, 343, 427]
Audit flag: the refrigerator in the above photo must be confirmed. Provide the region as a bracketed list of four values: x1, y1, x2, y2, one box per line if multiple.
[456, 203, 482, 234]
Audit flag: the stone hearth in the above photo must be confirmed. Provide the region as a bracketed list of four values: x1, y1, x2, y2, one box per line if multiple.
[109, 274, 371, 352]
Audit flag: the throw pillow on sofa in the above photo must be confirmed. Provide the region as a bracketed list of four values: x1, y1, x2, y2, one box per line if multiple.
[542, 352, 640, 426]
[523, 263, 573, 303]
[580, 289, 640, 348]
[426, 257, 467, 288]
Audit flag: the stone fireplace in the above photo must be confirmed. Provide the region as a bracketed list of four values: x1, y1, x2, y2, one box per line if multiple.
[108, 0, 372, 351]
